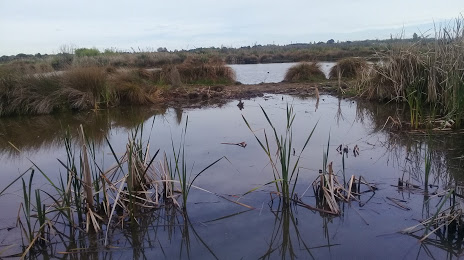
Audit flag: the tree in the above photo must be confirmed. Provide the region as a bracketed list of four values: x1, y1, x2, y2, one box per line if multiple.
[413, 33, 419, 40]
[327, 39, 335, 44]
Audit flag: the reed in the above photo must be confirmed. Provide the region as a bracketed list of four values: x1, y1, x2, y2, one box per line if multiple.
[242, 104, 317, 207]
[356, 17, 464, 127]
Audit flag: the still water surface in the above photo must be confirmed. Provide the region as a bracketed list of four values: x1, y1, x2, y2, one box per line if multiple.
[0, 92, 463, 258]
[228, 62, 335, 84]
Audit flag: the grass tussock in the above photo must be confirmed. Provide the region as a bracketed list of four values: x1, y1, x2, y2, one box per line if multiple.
[110, 70, 157, 104]
[0, 66, 161, 116]
[175, 57, 236, 85]
[356, 18, 464, 127]
[284, 62, 325, 82]
[329, 57, 368, 79]
[61, 67, 109, 110]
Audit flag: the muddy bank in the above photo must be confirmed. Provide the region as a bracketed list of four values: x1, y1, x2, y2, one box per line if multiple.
[160, 81, 341, 106]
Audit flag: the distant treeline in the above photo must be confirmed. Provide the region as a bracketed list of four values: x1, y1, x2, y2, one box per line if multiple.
[0, 37, 432, 67]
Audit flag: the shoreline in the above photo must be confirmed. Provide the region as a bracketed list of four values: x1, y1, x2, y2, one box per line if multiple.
[159, 81, 341, 107]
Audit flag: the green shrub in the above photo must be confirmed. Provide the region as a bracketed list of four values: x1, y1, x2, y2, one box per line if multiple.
[75, 48, 101, 57]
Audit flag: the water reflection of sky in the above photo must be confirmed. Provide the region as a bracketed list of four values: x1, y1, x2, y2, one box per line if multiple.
[0, 94, 463, 259]
[228, 62, 335, 84]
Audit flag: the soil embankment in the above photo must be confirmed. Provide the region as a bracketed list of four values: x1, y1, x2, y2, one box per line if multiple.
[160, 81, 339, 106]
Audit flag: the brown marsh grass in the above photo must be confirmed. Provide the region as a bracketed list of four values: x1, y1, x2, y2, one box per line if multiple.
[329, 57, 368, 79]
[176, 58, 236, 84]
[284, 62, 325, 82]
[356, 17, 464, 127]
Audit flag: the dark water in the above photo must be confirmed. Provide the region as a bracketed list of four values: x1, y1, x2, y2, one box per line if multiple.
[0, 95, 463, 259]
[228, 62, 335, 84]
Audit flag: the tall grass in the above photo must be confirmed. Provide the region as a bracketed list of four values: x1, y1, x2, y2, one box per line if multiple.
[284, 62, 325, 82]
[9, 120, 227, 257]
[61, 67, 109, 110]
[329, 57, 368, 79]
[356, 18, 464, 127]
[243, 104, 317, 207]
[175, 59, 236, 85]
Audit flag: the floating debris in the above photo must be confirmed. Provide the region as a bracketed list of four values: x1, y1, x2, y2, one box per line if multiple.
[221, 141, 247, 148]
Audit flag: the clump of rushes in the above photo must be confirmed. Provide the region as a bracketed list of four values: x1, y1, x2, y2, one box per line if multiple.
[329, 57, 368, 79]
[284, 62, 325, 82]
[12, 120, 226, 257]
[109, 70, 156, 105]
[243, 104, 317, 207]
[356, 17, 464, 127]
[60, 67, 109, 110]
[174, 57, 236, 85]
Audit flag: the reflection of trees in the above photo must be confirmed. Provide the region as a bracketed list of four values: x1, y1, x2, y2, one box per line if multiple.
[0, 106, 167, 157]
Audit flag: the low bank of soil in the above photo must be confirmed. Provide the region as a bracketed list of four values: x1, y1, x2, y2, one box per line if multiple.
[160, 81, 340, 106]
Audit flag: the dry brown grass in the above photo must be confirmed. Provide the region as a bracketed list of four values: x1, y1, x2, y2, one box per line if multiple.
[175, 59, 236, 84]
[284, 62, 325, 82]
[356, 18, 464, 126]
[329, 57, 368, 79]
[61, 67, 109, 110]
[109, 70, 155, 105]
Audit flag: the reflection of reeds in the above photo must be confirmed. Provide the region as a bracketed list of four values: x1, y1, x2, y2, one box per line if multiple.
[0, 106, 165, 157]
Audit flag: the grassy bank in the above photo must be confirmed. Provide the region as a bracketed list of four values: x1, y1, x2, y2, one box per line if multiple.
[355, 19, 464, 128]
[0, 59, 235, 116]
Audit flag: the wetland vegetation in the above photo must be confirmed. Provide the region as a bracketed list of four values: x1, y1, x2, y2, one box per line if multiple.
[1, 16, 464, 260]
[0, 95, 462, 259]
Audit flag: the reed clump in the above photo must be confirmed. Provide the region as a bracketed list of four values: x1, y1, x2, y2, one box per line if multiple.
[243, 104, 317, 207]
[175, 57, 236, 85]
[356, 18, 464, 127]
[0, 67, 160, 116]
[284, 62, 325, 82]
[61, 67, 109, 110]
[12, 123, 224, 257]
[109, 70, 157, 105]
[329, 57, 368, 79]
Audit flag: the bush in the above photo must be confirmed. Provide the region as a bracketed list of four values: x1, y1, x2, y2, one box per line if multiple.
[75, 48, 101, 57]
[284, 62, 325, 82]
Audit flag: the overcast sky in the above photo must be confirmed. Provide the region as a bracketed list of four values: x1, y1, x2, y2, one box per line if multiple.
[0, 0, 463, 55]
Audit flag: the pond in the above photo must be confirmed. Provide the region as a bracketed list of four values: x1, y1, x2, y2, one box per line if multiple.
[228, 62, 335, 84]
[0, 91, 463, 259]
